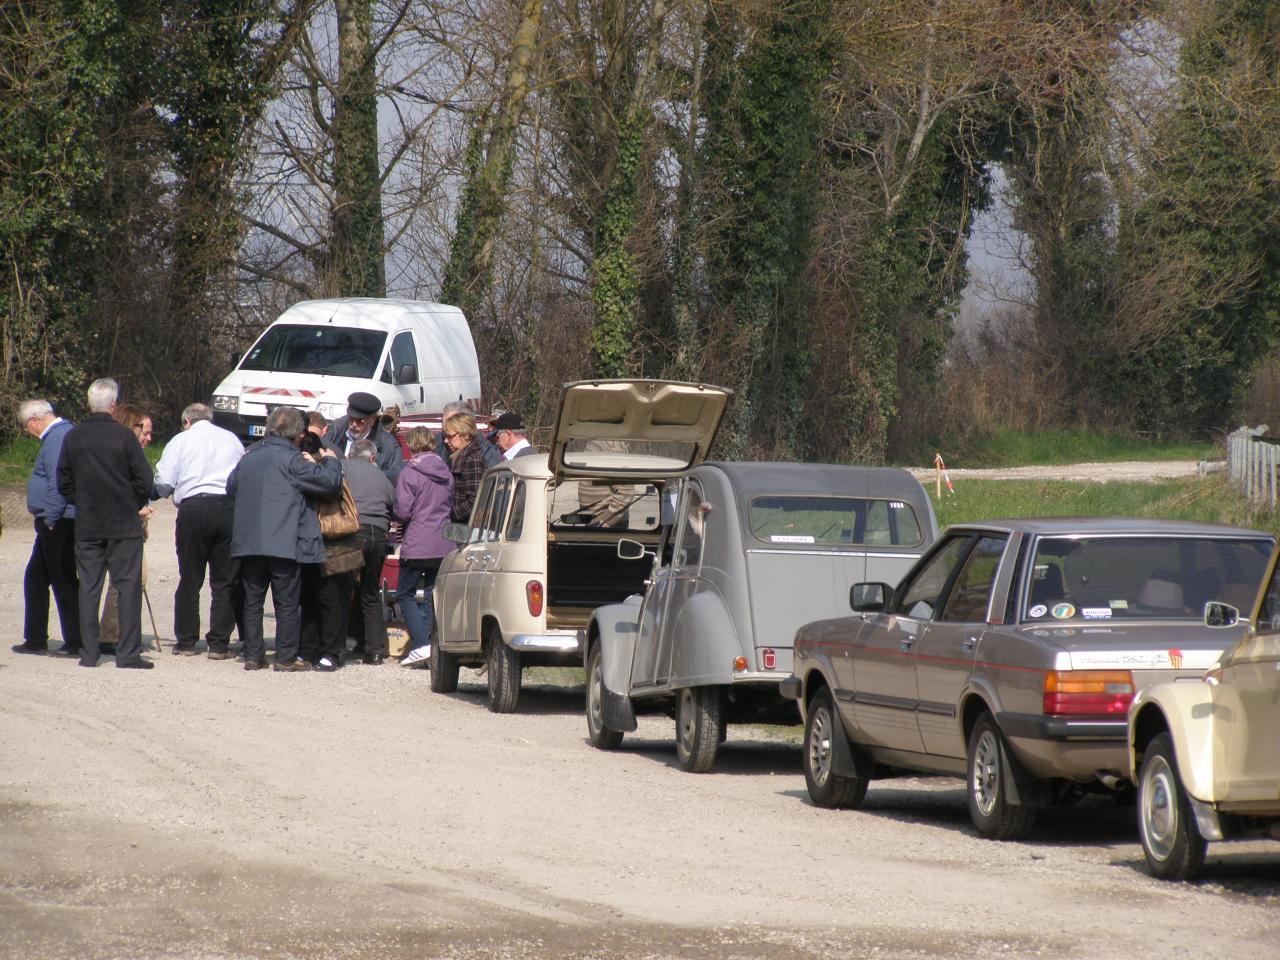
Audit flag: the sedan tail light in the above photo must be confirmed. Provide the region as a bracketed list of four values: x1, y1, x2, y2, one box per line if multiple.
[526, 580, 544, 617]
[1042, 670, 1134, 716]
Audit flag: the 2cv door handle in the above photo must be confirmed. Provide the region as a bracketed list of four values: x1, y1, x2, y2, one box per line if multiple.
[963, 636, 979, 652]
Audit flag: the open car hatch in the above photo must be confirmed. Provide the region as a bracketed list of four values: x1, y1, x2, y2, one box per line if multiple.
[550, 379, 732, 481]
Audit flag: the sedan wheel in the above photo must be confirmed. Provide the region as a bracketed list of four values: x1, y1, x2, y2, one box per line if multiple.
[675, 686, 723, 773]
[1138, 733, 1206, 881]
[586, 643, 623, 750]
[802, 687, 867, 809]
[966, 712, 1037, 840]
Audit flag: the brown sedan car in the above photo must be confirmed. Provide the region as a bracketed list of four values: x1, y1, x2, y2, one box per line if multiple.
[782, 518, 1273, 839]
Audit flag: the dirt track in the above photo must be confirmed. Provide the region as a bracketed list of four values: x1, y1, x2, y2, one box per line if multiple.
[2, 496, 1278, 960]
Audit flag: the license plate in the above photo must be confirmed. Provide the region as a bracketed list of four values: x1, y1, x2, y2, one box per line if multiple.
[248, 425, 266, 437]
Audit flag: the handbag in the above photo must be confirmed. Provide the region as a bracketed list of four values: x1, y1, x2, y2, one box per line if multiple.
[316, 479, 360, 540]
[322, 535, 365, 576]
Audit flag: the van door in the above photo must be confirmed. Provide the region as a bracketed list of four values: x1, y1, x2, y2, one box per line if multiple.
[386, 330, 423, 413]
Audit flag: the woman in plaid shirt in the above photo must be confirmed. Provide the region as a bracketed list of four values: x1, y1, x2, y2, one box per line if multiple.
[442, 412, 487, 523]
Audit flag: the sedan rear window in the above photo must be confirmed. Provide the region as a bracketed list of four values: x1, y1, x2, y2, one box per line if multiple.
[749, 496, 923, 546]
[1023, 536, 1272, 622]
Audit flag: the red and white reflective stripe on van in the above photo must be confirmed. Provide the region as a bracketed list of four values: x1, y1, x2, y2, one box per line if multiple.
[242, 387, 320, 398]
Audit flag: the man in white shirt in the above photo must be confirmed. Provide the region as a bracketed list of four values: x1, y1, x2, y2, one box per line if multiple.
[153, 403, 246, 658]
[490, 411, 537, 460]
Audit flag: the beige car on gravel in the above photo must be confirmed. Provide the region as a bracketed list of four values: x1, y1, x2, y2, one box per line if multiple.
[429, 379, 731, 713]
[1129, 542, 1280, 880]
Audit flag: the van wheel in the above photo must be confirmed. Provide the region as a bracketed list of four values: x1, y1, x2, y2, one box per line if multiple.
[586, 644, 623, 750]
[485, 626, 521, 713]
[429, 626, 459, 694]
[967, 712, 1037, 840]
[675, 686, 722, 773]
[803, 688, 867, 809]
[1138, 733, 1207, 881]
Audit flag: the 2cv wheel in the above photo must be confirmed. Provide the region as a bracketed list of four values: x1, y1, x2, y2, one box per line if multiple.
[485, 625, 521, 714]
[966, 712, 1037, 840]
[675, 686, 723, 773]
[803, 687, 868, 809]
[586, 643, 623, 750]
[1137, 733, 1207, 881]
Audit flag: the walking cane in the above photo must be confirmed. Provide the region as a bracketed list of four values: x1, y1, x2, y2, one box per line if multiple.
[142, 585, 164, 653]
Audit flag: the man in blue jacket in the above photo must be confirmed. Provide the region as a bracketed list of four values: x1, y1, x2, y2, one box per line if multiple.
[14, 399, 81, 657]
[228, 405, 343, 672]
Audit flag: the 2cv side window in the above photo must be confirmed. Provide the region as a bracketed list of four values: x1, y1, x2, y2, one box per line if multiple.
[674, 483, 706, 569]
[748, 496, 924, 546]
[896, 535, 973, 620]
[941, 535, 1008, 622]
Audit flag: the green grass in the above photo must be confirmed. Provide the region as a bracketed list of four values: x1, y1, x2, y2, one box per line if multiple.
[933, 427, 1216, 468]
[929, 475, 1280, 536]
[0, 435, 163, 485]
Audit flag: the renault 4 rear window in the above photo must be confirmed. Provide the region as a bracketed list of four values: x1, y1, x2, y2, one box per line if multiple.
[749, 496, 923, 546]
[1023, 535, 1272, 622]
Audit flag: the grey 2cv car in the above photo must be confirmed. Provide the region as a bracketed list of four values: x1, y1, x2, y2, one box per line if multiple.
[783, 518, 1273, 839]
[586, 462, 937, 772]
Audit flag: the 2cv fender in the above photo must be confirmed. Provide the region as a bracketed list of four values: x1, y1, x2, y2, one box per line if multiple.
[667, 588, 739, 687]
[585, 597, 644, 739]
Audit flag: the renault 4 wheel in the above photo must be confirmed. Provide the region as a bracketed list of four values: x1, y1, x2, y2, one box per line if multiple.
[803, 688, 867, 808]
[967, 712, 1037, 840]
[586, 643, 623, 749]
[485, 626, 521, 713]
[675, 686, 722, 773]
[1138, 733, 1207, 881]
[429, 625, 459, 693]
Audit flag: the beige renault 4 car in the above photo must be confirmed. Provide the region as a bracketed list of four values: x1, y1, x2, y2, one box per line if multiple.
[1129, 542, 1280, 880]
[430, 379, 731, 712]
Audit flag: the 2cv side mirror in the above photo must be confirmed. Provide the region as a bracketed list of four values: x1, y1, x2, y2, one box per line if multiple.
[1203, 600, 1241, 628]
[442, 522, 470, 545]
[850, 582, 892, 613]
[617, 538, 651, 561]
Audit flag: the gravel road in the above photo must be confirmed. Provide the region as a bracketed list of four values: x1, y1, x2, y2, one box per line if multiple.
[2, 497, 1277, 960]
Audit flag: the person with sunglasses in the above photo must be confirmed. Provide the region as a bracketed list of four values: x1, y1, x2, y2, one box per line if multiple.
[323, 392, 404, 482]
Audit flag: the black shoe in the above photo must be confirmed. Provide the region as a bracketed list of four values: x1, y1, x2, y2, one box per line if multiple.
[172, 644, 200, 656]
[244, 659, 267, 671]
[361, 654, 386, 665]
[50, 645, 81, 658]
[207, 649, 232, 661]
[11, 642, 48, 655]
[116, 658, 155, 670]
[79, 658, 99, 668]
[273, 658, 312, 672]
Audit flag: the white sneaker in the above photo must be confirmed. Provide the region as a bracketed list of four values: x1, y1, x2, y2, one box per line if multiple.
[401, 645, 431, 667]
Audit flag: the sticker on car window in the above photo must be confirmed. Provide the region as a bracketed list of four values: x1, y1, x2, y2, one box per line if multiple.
[1051, 602, 1076, 619]
[1082, 607, 1112, 619]
[1028, 604, 1047, 618]
[1110, 599, 1128, 609]
[770, 535, 815, 543]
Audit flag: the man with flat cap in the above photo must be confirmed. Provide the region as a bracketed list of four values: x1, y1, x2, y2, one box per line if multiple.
[324, 391, 404, 481]
[489, 411, 538, 460]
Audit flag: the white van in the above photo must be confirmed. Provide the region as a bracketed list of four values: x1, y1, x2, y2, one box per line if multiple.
[210, 298, 482, 442]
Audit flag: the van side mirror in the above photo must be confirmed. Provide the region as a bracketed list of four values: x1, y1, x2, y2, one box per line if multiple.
[442, 522, 469, 545]
[1204, 601, 1241, 628]
[396, 362, 418, 384]
[617, 538, 650, 560]
[851, 582, 891, 613]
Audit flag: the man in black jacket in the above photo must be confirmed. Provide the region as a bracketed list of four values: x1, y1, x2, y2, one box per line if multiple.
[324, 392, 403, 482]
[56, 378, 155, 669]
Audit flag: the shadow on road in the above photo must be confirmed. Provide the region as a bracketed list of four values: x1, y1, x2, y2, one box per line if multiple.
[442, 680, 586, 716]
[606, 736, 803, 777]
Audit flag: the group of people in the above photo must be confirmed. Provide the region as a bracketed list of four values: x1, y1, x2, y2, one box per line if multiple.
[15, 378, 538, 672]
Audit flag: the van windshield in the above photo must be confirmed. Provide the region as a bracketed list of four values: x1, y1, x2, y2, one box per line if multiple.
[239, 325, 387, 378]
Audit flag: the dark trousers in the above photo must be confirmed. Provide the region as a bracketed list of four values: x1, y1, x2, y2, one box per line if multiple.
[240, 556, 301, 664]
[24, 517, 81, 649]
[76, 536, 143, 664]
[353, 525, 389, 657]
[174, 494, 242, 651]
[300, 565, 352, 663]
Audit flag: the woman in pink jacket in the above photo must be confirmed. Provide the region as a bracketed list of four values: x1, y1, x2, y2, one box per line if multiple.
[393, 427, 454, 666]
